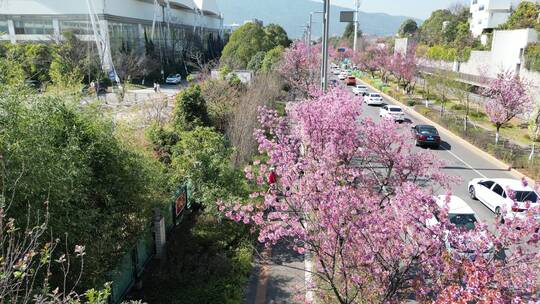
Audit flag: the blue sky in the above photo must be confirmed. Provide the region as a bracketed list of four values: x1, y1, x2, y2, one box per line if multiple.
[315, 0, 468, 20]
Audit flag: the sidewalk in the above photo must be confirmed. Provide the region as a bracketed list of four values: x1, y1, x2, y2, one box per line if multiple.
[245, 242, 306, 304]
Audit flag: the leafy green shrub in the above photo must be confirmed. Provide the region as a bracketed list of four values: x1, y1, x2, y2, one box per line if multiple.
[174, 84, 211, 131]
[247, 51, 266, 72]
[0, 89, 166, 289]
[171, 127, 246, 209]
[407, 99, 416, 106]
[525, 43, 540, 72]
[426, 45, 458, 62]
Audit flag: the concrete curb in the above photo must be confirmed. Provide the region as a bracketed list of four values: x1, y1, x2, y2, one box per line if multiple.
[357, 78, 535, 184]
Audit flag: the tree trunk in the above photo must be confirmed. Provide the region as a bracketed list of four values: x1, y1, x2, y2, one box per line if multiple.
[529, 142, 536, 162]
[495, 125, 501, 144]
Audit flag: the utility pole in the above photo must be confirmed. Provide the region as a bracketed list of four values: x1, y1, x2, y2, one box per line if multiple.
[307, 11, 323, 58]
[353, 0, 361, 52]
[321, 0, 330, 91]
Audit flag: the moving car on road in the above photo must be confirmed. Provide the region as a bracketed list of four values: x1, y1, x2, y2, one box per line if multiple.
[412, 125, 441, 148]
[352, 85, 368, 96]
[430, 195, 495, 261]
[468, 178, 540, 220]
[338, 72, 347, 80]
[166, 74, 182, 84]
[365, 93, 384, 106]
[345, 76, 356, 86]
[380, 105, 405, 122]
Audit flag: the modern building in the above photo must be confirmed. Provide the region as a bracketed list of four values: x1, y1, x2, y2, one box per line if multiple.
[469, 0, 538, 38]
[0, 0, 224, 80]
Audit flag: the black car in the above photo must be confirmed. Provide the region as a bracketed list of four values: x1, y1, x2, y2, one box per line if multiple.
[412, 125, 441, 148]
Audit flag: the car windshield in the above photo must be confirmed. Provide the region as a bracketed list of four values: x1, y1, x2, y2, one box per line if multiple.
[389, 108, 402, 112]
[449, 214, 477, 230]
[356, 86, 366, 89]
[514, 191, 538, 203]
[371, 94, 380, 97]
[418, 127, 438, 135]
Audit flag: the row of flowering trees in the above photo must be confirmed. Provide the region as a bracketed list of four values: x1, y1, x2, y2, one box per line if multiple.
[218, 42, 540, 303]
[354, 43, 532, 145]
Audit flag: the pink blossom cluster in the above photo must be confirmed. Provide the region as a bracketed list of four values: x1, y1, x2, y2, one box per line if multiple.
[219, 80, 540, 302]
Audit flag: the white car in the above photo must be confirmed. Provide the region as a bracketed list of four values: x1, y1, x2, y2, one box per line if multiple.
[338, 72, 347, 80]
[333, 69, 341, 75]
[380, 105, 405, 121]
[468, 178, 539, 220]
[352, 85, 368, 96]
[165, 74, 182, 84]
[431, 195, 495, 260]
[365, 93, 384, 105]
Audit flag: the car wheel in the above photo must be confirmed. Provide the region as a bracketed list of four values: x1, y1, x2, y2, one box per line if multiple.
[468, 186, 477, 200]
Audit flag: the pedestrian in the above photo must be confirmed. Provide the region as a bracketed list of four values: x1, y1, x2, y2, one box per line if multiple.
[156, 83, 161, 93]
[153, 82, 157, 93]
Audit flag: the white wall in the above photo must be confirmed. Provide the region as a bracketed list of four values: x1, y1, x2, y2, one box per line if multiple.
[0, 0, 222, 30]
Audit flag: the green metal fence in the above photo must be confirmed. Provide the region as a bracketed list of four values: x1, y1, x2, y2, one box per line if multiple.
[108, 184, 189, 304]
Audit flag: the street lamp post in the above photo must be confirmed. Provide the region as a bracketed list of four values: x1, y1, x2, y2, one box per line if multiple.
[353, 0, 360, 52]
[321, 0, 330, 91]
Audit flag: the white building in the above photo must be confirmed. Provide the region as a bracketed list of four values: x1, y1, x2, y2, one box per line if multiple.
[0, 0, 223, 78]
[469, 0, 537, 38]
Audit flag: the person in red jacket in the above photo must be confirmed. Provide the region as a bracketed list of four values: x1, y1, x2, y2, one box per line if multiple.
[268, 167, 277, 185]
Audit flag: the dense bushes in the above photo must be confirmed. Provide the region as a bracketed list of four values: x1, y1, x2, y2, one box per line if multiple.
[0, 87, 166, 289]
[220, 22, 290, 69]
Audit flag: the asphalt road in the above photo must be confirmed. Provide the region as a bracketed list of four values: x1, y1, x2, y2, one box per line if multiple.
[346, 78, 518, 228]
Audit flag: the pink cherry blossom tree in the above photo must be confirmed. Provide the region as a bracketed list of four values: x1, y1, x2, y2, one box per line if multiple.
[390, 51, 418, 95]
[219, 88, 540, 303]
[483, 71, 531, 144]
[358, 46, 380, 78]
[277, 41, 321, 99]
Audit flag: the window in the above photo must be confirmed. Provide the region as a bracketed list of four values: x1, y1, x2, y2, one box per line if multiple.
[13, 20, 53, 35]
[479, 180, 494, 189]
[0, 20, 8, 34]
[479, 5, 485, 11]
[449, 214, 477, 230]
[472, 0, 478, 4]
[514, 191, 538, 203]
[390, 108, 402, 112]
[60, 20, 92, 35]
[492, 184, 505, 197]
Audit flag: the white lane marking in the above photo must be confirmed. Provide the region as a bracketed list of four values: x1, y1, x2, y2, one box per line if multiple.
[440, 146, 487, 178]
[305, 250, 314, 303]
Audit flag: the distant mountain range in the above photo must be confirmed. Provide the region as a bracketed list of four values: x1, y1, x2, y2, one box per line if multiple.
[216, 0, 422, 38]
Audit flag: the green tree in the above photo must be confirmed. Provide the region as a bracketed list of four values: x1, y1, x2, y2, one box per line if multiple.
[264, 23, 291, 48]
[500, 1, 540, 30]
[174, 84, 211, 131]
[49, 31, 85, 88]
[220, 23, 270, 68]
[261, 46, 285, 72]
[171, 127, 245, 209]
[418, 9, 454, 45]
[247, 51, 267, 71]
[398, 19, 418, 37]
[220, 22, 290, 69]
[342, 22, 363, 47]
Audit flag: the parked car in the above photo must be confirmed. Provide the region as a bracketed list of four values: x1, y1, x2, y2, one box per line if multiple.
[365, 93, 384, 106]
[338, 72, 347, 80]
[412, 125, 441, 148]
[380, 105, 405, 121]
[352, 85, 368, 96]
[166, 74, 182, 84]
[345, 76, 356, 86]
[468, 178, 540, 221]
[430, 195, 495, 261]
